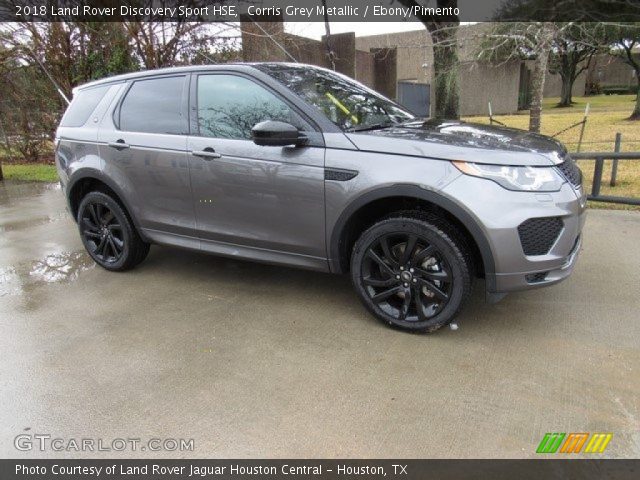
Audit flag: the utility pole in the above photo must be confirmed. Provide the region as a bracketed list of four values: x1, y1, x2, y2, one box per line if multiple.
[0, 117, 9, 182]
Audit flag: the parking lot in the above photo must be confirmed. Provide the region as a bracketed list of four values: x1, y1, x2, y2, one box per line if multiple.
[1, 180, 639, 458]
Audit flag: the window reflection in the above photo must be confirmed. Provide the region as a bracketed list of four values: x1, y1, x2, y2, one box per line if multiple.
[197, 75, 303, 140]
[256, 64, 414, 131]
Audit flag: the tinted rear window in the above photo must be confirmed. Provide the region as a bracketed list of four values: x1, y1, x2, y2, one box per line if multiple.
[119, 76, 185, 134]
[60, 85, 110, 127]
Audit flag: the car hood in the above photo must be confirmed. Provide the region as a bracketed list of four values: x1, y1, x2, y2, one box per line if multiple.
[345, 120, 567, 166]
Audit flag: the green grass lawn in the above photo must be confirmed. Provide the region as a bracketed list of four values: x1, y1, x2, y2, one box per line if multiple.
[1, 164, 58, 182]
[464, 94, 640, 210]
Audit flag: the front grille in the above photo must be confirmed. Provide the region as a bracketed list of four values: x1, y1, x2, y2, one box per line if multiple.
[518, 217, 564, 256]
[556, 155, 582, 187]
[526, 272, 548, 283]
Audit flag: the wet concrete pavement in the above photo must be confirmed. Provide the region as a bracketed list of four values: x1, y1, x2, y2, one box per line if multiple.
[1, 180, 639, 458]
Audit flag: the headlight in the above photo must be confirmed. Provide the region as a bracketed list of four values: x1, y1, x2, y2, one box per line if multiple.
[452, 161, 564, 192]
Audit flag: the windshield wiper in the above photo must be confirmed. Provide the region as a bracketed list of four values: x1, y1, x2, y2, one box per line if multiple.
[345, 123, 395, 133]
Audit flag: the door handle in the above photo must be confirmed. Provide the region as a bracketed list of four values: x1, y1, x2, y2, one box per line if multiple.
[191, 148, 222, 160]
[108, 140, 130, 150]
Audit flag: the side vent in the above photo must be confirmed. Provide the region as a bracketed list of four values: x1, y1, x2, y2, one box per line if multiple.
[325, 168, 358, 182]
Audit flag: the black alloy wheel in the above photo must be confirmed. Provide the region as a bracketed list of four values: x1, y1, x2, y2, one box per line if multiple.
[80, 201, 125, 264]
[351, 214, 472, 332]
[362, 233, 452, 322]
[77, 191, 150, 271]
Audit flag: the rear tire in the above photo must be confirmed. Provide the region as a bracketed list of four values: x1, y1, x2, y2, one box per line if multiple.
[350, 213, 472, 332]
[77, 191, 149, 271]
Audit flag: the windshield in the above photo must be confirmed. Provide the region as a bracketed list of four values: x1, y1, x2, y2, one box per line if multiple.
[256, 64, 415, 131]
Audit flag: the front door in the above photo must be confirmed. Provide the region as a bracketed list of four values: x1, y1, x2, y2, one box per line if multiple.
[187, 73, 326, 268]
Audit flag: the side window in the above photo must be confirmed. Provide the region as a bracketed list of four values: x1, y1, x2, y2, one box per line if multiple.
[60, 85, 110, 127]
[119, 76, 185, 134]
[197, 75, 306, 140]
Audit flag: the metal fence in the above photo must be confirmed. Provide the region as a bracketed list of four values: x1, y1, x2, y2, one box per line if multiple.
[572, 151, 640, 206]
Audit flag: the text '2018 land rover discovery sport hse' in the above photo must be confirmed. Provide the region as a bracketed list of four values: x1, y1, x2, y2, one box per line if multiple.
[55, 63, 586, 333]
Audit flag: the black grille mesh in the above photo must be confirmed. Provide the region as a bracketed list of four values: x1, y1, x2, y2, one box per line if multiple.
[518, 217, 564, 256]
[324, 168, 358, 181]
[525, 272, 548, 283]
[556, 155, 582, 187]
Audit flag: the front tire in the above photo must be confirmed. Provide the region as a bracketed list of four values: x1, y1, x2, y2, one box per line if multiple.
[77, 191, 149, 271]
[351, 213, 472, 332]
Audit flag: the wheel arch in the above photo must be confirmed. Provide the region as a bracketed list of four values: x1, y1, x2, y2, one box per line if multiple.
[328, 185, 496, 291]
[67, 170, 149, 242]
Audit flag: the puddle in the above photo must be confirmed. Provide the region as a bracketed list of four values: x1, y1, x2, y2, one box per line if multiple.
[0, 181, 60, 207]
[0, 251, 95, 296]
[0, 212, 68, 233]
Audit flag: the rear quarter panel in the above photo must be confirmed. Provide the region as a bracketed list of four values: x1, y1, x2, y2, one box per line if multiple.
[56, 84, 125, 191]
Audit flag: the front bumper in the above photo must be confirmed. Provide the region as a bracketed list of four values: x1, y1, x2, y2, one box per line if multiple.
[494, 232, 582, 291]
[442, 175, 587, 294]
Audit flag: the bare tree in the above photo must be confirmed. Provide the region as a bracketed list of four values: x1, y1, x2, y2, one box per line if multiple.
[0, 19, 240, 163]
[603, 22, 640, 120]
[529, 23, 555, 132]
[479, 22, 561, 132]
[0, 35, 9, 179]
[0, 27, 61, 163]
[6, 22, 136, 99]
[0, 63, 60, 163]
[124, 21, 202, 68]
[123, 21, 239, 68]
[548, 23, 607, 107]
[396, 0, 460, 119]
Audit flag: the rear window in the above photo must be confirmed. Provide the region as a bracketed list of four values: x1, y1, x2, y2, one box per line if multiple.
[119, 76, 185, 134]
[60, 85, 110, 127]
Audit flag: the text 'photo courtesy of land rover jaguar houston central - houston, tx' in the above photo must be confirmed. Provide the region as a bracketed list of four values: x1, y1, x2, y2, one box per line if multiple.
[55, 63, 586, 332]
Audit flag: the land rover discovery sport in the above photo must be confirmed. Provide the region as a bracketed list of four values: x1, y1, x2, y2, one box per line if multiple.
[55, 63, 586, 332]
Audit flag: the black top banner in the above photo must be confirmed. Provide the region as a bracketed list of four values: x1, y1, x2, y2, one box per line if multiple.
[1, 0, 640, 22]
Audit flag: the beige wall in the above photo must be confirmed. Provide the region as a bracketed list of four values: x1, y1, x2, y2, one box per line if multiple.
[356, 25, 520, 116]
[519, 59, 588, 99]
[355, 50, 374, 88]
[356, 30, 432, 85]
[588, 54, 638, 88]
[243, 20, 635, 118]
[459, 62, 520, 116]
[285, 34, 329, 68]
[543, 70, 587, 98]
[242, 19, 379, 91]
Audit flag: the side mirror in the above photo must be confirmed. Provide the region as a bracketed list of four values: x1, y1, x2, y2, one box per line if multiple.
[251, 121, 307, 147]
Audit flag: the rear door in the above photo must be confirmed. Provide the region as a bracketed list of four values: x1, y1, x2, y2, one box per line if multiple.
[187, 72, 326, 267]
[99, 75, 195, 237]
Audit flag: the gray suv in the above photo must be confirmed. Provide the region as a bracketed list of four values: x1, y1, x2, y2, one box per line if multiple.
[55, 63, 586, 332]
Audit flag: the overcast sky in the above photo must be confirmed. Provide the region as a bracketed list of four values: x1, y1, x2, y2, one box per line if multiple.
[285, 22, 425, 40]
